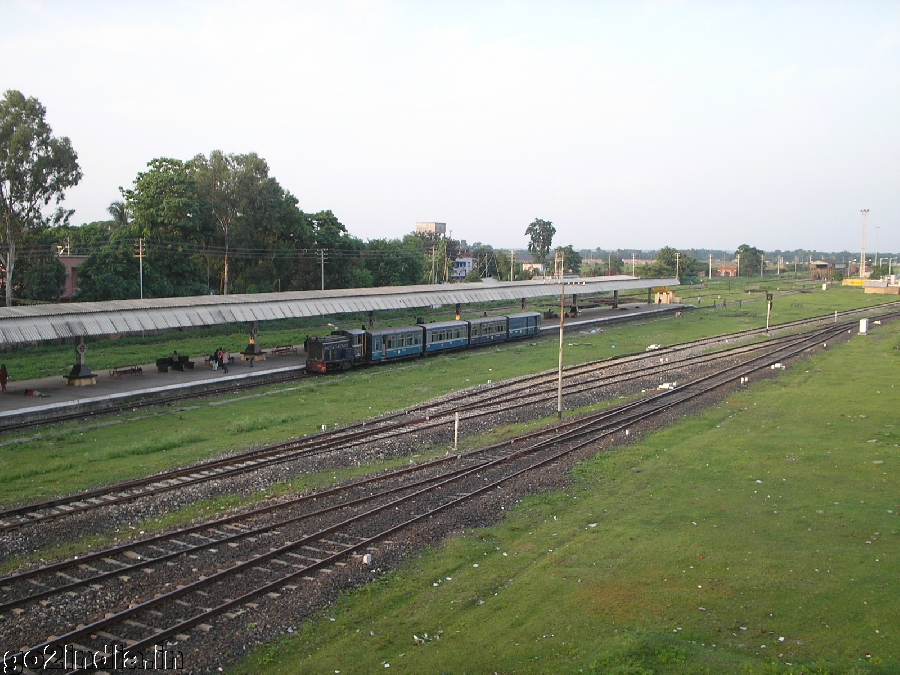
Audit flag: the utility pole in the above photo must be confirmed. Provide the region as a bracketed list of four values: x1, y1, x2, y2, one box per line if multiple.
[875, 224, 880, 275]
[320, 249, 325, 290]
[510, 250, 515, 281]
[557, 284, 565, 420]
[760, 254, 764, 277]
[708, 253, 712, 280]
[860, 209, 869, 278]
[675, 252, 681, 280]
[736, 254, 741, 277]
[135, 237, 145, 299]
[631, 252, 636, 275]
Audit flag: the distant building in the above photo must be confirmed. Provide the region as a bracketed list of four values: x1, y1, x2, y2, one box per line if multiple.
[416, 222, 446, 235]
[59, 255, 87, 299]
[715, 266, 738, 277]
[451, 255, 474, 280]
[809, 261, 832, 280]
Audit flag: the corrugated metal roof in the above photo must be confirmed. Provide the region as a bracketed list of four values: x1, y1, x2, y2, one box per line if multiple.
[0, 276, 678, 345]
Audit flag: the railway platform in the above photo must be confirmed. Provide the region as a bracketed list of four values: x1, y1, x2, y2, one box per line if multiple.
[0, 302, 687, 430]
[0, 350, 308, 430]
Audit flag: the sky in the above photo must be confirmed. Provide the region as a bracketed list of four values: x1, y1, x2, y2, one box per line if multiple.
[4, 0, 899, 254]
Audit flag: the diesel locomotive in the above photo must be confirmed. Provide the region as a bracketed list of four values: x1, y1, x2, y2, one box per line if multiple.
[305, 312, 542, 373]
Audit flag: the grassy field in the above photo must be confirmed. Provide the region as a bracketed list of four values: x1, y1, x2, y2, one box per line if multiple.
[232, 308, 900, 674]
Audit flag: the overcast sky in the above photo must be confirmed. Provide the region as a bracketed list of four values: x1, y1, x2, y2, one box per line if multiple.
[4, 1, 899, 254]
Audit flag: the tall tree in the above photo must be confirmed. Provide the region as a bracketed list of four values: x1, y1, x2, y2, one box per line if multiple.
[107, 200, 129, 230]
[648, 246, 697, 279]
[735, 244, 763, 277]
[525, 218, 555, 267]
[190, 151, 272, 295]
[0, 90, 81, 306]
[121, 158, 210, 297]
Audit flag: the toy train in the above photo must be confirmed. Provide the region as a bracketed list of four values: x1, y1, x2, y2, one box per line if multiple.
[305, 312, 542, 373]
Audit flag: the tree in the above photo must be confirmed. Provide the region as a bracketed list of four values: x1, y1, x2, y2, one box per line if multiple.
[190, 151, 275, 295]
[363, 238, 424, 286]
[639, 246, 698, 280]
[107, 200, 129, 230]
[869, 263, 890, 280]
[525, 218, 555, 267]
[0, 90, 81, 306]
[554, 244, 582, 275]
[15, 227, 66, 301]
[121, 158, 210, 297]
[735, 244, 763, 277]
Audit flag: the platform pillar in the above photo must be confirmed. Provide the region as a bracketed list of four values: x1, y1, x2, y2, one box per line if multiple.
[242, 322, 265, 361]
[521, 298, 526, 310]
[613, 290, 619, 309]
[369, 311, 376, 328]
[455, 303, 461, 320]
[65, 337, 97, 386]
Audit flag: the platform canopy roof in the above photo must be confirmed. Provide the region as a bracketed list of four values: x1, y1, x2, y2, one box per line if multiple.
[0, 276, 678, 345]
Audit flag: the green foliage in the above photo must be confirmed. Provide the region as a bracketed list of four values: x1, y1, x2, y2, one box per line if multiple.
[526, 217, 555, 266]
[869, 263, 890, 280]
[0, 89, 81, 306]
[73, 242, 143, 301]
[736, 244, 764, 277]
[15, 227, 66, 301]
[554, 243, 582, 274]
[121, 157, 209, 296]
[363, 238, 424, 286]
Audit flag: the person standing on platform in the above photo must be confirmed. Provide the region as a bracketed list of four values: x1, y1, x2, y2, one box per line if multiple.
[0, 364, 8, 392]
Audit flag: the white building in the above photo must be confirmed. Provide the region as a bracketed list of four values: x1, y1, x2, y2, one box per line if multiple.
[416, 222, 446, 235]
[451, 255, 474, 280]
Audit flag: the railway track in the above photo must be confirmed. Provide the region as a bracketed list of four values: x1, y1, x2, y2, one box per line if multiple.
[0, 306, 894, 538]
[0, 313, 859, 673]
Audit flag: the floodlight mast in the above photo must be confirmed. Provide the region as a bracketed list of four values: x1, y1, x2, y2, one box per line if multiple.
[860, 209, 869, 279]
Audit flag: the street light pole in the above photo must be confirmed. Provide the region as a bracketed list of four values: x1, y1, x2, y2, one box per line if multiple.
[557, 285, 566, 420]
[860, 209, 869, 278]
[876, 225, 880, 276]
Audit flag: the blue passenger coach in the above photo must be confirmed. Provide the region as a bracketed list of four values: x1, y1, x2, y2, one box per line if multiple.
[365, 326, 425, 362]
[467, 315, 508, 346]
[424, 320, 469, 354]
[506, 311, 542, 339]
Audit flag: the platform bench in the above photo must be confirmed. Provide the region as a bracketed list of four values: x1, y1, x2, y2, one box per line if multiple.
[157, 356, 195, 372]
[109, 365, 143, 378]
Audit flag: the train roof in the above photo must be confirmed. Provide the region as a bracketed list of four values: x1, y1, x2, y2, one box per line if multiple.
[422, 320, 469, 330]
[366, 325, 426, 336]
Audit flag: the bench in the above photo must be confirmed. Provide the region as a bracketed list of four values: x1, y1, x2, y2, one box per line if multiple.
[157, 355, 195, 373]
[109, 365, 143, 378]
[271, 345, 298, 356]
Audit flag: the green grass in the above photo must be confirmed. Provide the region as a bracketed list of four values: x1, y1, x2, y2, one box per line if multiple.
[231, 318, 900, 674]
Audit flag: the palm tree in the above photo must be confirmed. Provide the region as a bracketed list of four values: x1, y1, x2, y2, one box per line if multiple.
[107, 200, 129, 230]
